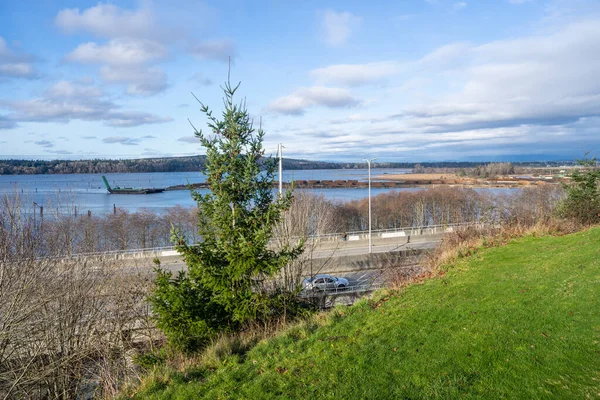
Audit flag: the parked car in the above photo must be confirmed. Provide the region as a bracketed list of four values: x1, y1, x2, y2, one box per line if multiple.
[303, 274, 349, 291]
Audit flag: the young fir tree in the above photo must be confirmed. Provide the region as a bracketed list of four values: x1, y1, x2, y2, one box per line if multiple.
[150, 78, 304, 350]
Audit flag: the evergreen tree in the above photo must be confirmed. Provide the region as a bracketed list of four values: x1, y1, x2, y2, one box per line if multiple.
[150, 78, 304, 351]
[558, 155, 600, 225]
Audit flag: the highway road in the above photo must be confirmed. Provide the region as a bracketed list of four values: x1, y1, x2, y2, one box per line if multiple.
[151, 234, 441, 278]
[309, 235, 441, 259]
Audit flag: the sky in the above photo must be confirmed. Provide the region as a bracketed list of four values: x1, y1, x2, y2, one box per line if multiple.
[0, 0, 599, 162]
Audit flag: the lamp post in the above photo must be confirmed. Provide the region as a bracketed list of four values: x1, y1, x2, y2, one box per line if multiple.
[278, 143, 284, 196]
[364, 158, 376, 254]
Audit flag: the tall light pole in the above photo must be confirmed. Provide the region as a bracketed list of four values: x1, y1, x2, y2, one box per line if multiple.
[364, 158, 376, 253]
[278, 144, 284, 195]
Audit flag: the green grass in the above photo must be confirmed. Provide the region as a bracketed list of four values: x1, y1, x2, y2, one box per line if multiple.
[133, 228, 600, 399]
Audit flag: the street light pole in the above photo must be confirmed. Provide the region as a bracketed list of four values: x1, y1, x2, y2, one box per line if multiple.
[364, 158, 376, 254]
[278, 143, 283, 196]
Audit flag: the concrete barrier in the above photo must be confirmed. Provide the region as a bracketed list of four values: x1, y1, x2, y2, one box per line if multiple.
[381, 231, 406, 238]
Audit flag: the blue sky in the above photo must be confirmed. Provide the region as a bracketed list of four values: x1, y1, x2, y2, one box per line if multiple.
[0, 0, 599, 162]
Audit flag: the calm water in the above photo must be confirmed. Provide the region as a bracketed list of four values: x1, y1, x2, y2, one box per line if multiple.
[0, 169, 519, 214]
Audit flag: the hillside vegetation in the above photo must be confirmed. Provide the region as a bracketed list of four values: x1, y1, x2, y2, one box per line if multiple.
[132, 227, 600, 399]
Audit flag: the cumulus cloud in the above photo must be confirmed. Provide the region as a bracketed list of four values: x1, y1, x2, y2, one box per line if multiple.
[55, 3, 157, 39]
[64, 38, 169, 95]
[405, 18, 600, 132]
[276, 17, 600, 160]
[318, 10, 362, 46]
[0, 37, 40, 79]
[100, 65, 168, 95]
[0, 80, 172, 128]
[310, 43, 468, 86]
[66, 38, 167, 66]
[58, 4, 172, 96]
[56, 3, 233, 97]
[189, 40, 236, 62]
[45, 80, 104, 98]
[269, 86, 360, 115]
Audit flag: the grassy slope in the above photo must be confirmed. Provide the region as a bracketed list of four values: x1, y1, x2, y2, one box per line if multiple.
[138, 228, 600, 399]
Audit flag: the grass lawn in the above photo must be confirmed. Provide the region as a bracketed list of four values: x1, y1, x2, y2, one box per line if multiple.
[134, 227, 600, 399]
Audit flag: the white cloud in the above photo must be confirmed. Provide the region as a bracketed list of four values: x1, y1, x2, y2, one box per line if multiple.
[0, 37, 40, 79]
[273, 17, 600, 160]
[0, 63, 38, 78]
[44, 80, 104, 98]
[309, 43, 468, 87]
[64, 38, 169, 95]
[453, 2, 467, 10]
[269, 86, 360, 115]
[318, 10, 362, 46]
[310, 62, 401, 86]
[55, 3, 157, 39]
[189, 40, 236, 62]
[66, 38, 167, 66]
[57, 4, 173, 97]
[100, 66, 168, 96]
[508, 0, 533, 3]
[56, 3, 233, 97]
[0, 80, 172, 128]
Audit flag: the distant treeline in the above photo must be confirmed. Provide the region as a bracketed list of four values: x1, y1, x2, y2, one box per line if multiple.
[0, 156, 574, 175]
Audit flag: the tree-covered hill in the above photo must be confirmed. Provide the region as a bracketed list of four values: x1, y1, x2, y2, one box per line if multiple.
[0, 156, 573, 175]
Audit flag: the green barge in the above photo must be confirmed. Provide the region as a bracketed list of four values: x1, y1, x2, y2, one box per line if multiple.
[101, 176, 165, 194]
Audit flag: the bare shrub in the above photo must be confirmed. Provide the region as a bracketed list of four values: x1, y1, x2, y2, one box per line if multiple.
[337, 187, 491, 231]
[496, 185, 566, 227]
[273, 192, 339, 290]
[0, 193, 157, 399]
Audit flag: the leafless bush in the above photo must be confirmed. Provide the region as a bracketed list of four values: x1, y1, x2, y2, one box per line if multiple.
[272, 192, 339, 290]
[337, 187, 491, 231]
[0, 193, 157, 399]
[494, 185, 566, 227]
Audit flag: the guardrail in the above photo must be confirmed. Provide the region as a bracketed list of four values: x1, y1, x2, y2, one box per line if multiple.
[313, 221, 483, 242]
[298, 282, 386, 297]
[70, 221, 486, 260]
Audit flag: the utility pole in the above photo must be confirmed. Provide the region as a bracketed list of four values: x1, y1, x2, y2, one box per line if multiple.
[364, 158, 376, 254]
